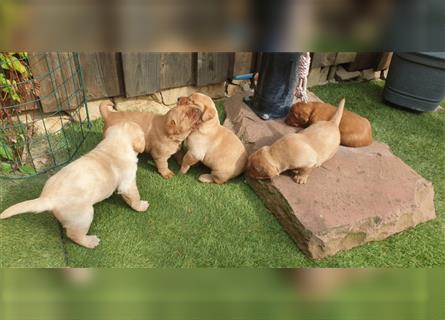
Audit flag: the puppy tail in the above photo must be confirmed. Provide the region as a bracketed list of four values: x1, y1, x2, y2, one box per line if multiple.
[0, 198, 52, 219]
[99, 101, 115, 121]
[330, 98, 345, 127]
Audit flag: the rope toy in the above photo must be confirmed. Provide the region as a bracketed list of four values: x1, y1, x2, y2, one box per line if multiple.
[295, 52, 311, 103]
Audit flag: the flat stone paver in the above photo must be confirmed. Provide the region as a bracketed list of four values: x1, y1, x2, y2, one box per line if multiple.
[224, 93, 436, 259]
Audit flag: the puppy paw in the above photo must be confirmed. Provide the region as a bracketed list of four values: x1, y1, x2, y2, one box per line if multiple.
[160, 170, 175, 179]
[179, 166, 190, 175]
[198, 174, 214, 183]
[84, 235, 101, 249]
[293, 175, 308, 184]
[136, 200, 150, 212]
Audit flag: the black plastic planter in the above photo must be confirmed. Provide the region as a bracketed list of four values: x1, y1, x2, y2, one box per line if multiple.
[383, 52, 445, 112]
[245, 53, 300, 119]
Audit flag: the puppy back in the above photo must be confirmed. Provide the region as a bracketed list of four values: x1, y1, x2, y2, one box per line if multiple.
[330, 98, 345, 127]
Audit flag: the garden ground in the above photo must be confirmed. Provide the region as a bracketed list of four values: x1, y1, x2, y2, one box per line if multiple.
[1, 80, 444, 267]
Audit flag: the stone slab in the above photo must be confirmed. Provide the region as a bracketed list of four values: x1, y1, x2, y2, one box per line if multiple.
[114, 96, 170, 114]
[335, 65, 361, 81]
[224, 93, 436, 259]
[361, 68, 377, 81]
[153, 83, 226, 106]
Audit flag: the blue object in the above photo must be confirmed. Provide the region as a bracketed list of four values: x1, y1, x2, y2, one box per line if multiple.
[244, 53, 300, 120]
[232, 73, 255, 81]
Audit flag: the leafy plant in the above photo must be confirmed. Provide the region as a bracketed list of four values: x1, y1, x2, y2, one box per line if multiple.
[0, 52, 29, 104]
[0, 52, 36, 175]
[0, 73, 20, 102]
[0, 53, 28, 75]
[0, 140, 14, 160]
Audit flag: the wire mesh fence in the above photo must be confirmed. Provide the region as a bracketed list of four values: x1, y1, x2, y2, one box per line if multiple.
[0, 52, 90, 178]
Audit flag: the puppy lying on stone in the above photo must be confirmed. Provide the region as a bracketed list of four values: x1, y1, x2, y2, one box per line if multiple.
[177, 93, 248, 184]
[285, 100, 372, 147]
[100, 101, 202, 179]
[0, 122, 148, 249]
[247, 98, 345, 184]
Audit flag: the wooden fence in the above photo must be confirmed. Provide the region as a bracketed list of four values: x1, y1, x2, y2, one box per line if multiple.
[31, 52, 391, 113]
[308, 52, 393, 87]
[79, 52, 256, 101]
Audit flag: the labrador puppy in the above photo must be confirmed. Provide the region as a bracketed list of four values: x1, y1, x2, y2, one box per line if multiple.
[100, 102, 202, 179]
[285, 100, 372, 147]
[177, 93, 248, 184]
[0, 122, 148, 249]
[248, 98, 345, 184]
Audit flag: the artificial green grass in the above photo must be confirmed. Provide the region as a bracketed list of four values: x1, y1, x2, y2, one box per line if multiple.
[1, 83, 444, 267]
[311, 81, 445, 267]
[0, 174, 67, 268]
[1, 269, 439, 320]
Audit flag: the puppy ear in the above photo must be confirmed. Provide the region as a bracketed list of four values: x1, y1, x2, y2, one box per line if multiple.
[301, 110, 310, 122]
[201, 105, 217, 122]
[186, 107, 202, 121]
[285, 112, 296, 126]
[177, 97, 189, 105]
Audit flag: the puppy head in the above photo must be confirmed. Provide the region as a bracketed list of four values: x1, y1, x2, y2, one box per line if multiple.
[246, 147, 279, 179]
[165, 104, 203, 141]
[177, 92, 217, 123]
[105, 121, 146, 153]
[285, 103, 312, 127]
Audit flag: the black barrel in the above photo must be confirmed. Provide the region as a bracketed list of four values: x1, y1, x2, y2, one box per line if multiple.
[245, 53, 300, 119]
[383, 52, 445, 112]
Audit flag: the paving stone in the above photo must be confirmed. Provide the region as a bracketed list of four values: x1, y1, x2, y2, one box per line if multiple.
[335, 65, 361, 81]
[308, 67, 321, 88]
[18, 112, 71, 135]
[114, 96, 170, 114]
[75, 99, 117, 122]
[156, 83, 226, 106]
[224, 93, 436, 259]
[361, 68, 377, 81]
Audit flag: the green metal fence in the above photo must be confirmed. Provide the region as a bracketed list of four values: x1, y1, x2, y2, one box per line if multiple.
[0, 52, 90, 178]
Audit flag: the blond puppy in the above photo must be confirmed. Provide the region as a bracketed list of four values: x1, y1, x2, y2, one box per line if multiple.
[100, 102, 202, 179]
[0, 122, 148, 249]
[247, 98, 345, 184]
[177, 93, 248, 184]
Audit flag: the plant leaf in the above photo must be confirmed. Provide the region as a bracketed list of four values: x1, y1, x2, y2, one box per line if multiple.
[10, 56, 27, 74]
[18, 164, 35, 175]
[0, 162, 12, 173]
[0, 142, 14, 160]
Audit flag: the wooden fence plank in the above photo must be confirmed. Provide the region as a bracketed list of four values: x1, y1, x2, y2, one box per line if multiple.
[252, 53, 262, 73]
[29, 52, 81, 113]
[196, 53, 231, 86]
[335, 52, 357, 65]
[79, 52, 124, 100]
[122, 53, 161, 97]
[376, 52, 393, 71]
[232, 52, 254, 75]
[348, 53, 381, 71]
[160, 53, 194, 89]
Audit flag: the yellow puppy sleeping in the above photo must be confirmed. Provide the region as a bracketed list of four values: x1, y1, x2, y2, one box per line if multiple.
[177, 93, 248, 184]
[0, 122, 148, 249]
[247, 98, 345, 184]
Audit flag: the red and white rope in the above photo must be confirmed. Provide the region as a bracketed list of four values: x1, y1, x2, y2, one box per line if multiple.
[295, 52, 311, 103]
